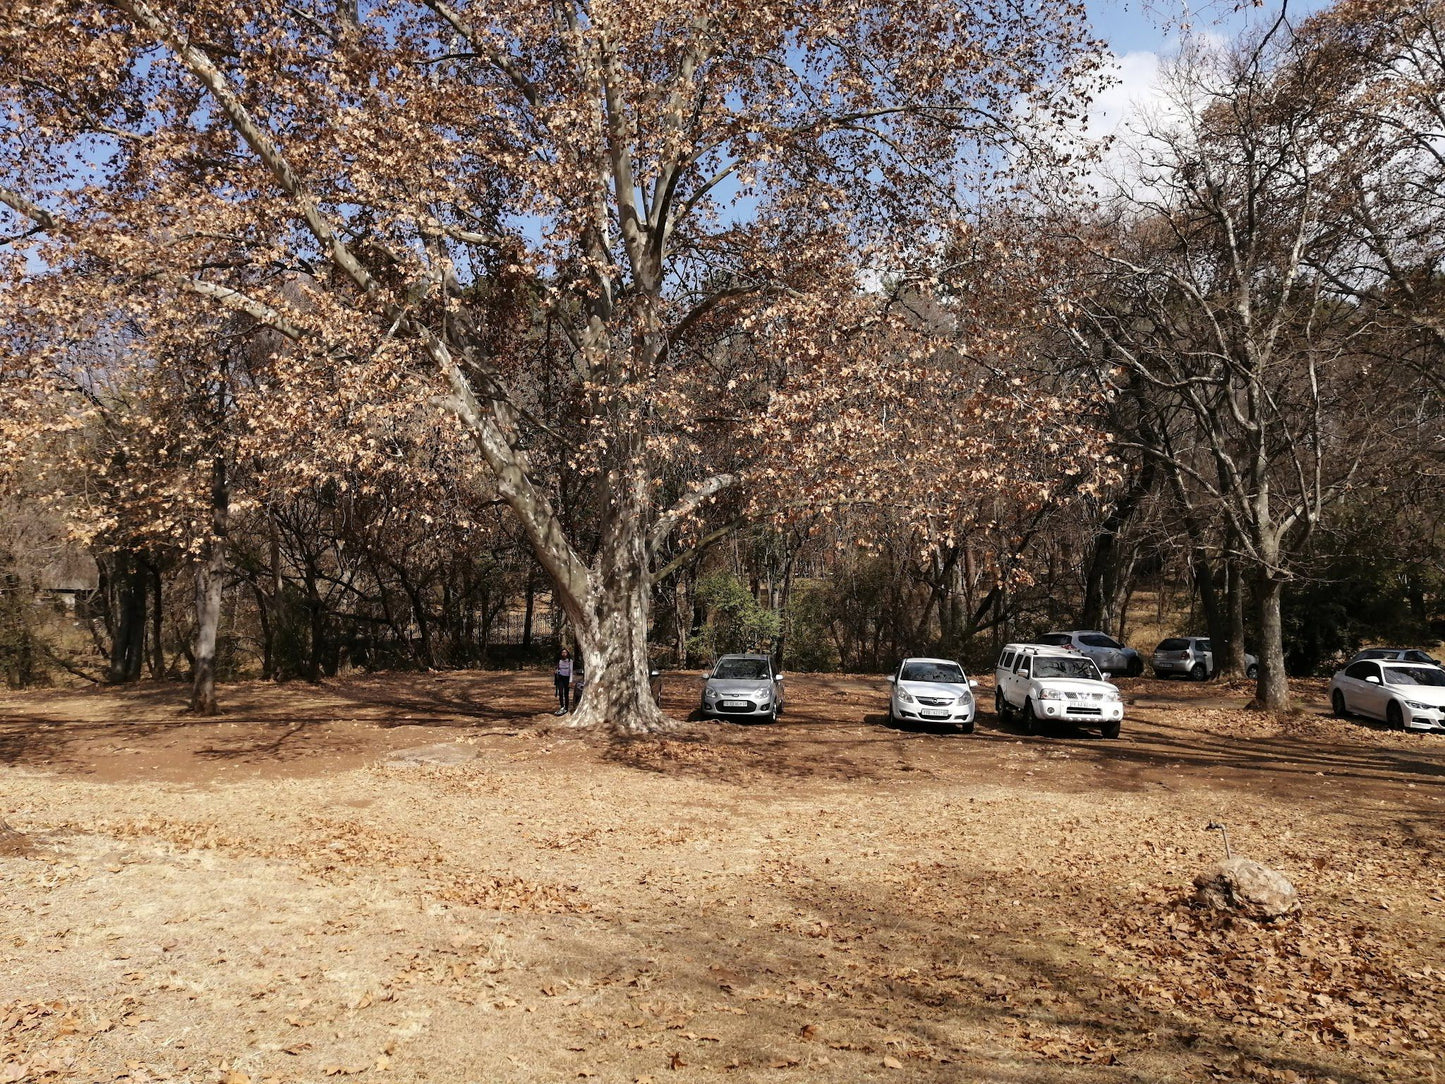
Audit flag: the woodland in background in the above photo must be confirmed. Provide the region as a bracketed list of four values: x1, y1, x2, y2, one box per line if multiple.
[1, 0, 1443, 710]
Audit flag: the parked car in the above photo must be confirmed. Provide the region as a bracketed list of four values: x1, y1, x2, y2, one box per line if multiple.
[886, 657, 978, 732]
[1037, 630, 1143, 676]
[1150, 636, 1260, 680]
[994, 643, 1123, 738]
[1330, 658, 1445, 731]
[701, 654, 784, 723]
[1347, 647, 1441, 666]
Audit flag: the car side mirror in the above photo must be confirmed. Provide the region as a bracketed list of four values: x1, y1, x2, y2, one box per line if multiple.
[968, 678, 978, 689]
[649, 670, 660, 678]
[1365, 675, 1381, 684]
[775, 673, 784, 681]
[887, 675, 896, 684]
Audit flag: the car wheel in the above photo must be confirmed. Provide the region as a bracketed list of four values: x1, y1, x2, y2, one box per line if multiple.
[959, 722, 975, 735]
[1190, 662, 1207, 681]
[994, 689, 1010, 720]
[1126, 656, 1143, 677]
[1331, 689, 1348, 718]
[766, 710, 777, 724]
[1387, 701, 1405, 730]
[1246, 663, 1259, 680]
[1102, 721, 1121, 739]
[1022, 700, 1039, 736]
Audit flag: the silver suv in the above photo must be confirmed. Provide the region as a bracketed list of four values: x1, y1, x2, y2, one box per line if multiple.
[1037, 630, 1143, 677]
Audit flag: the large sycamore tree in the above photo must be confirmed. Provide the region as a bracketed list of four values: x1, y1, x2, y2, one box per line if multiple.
[1, 1, 1102, 730]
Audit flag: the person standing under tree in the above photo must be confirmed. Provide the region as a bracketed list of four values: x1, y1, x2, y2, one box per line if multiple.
[554, 648, 573, 715]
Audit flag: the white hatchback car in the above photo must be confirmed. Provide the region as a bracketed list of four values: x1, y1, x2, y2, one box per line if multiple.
[887, 657, 978, 732]
[1330, 659, 1445, 732]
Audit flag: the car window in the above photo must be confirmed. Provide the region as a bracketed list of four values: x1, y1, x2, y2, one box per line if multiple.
[900, 661, 965, 683]
[1198, 640, 1212, 653]
[1036, 634, 1071, 646]
[1156, 638, 1189, 651]
[1018, 658, 1031, 676]
[1343, 661, 1381, 681]
[1356, 649, 1389, 660]
[1032, 657, 1103, 681]
[1382, 665, 1445, 687]
[999, 650, 1015, 670]
[713, 659, 769, 680]
[1403, 650, 1436, 664]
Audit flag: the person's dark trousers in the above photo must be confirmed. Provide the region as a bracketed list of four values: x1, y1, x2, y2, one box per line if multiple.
[555, 674, 571, 712]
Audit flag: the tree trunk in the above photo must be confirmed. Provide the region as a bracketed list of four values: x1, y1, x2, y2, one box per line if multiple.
[108, 551, 148, 684]
[1253, 567, 1290, 712]
[562, 479, 665, 732]
[149, 560, 164, 677]
[190, 456, 228, 715]
[1190, 545, 1227, 674]
[1224, 558, 1248, 677]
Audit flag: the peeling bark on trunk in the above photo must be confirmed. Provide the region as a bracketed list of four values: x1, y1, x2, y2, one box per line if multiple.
[560, 474, 667, 733]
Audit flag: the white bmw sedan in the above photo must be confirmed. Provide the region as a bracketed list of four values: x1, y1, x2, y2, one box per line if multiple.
[1330, 659, 1445, 732]
[887, 657, 978, 732]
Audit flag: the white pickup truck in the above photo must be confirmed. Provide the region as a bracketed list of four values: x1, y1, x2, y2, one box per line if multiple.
[994, 643, 1123, 738]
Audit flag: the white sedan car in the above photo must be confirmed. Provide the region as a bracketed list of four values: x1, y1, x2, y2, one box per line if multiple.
[887, 657, 978, 732]
[1330, 659, 1445, 731]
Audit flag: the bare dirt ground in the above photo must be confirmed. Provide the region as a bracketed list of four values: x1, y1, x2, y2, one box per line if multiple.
[2, 670, 1443, 1084]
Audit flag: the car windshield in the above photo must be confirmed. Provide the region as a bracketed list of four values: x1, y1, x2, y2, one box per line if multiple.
[900, 661, 964, 683]
[1036, 634, 1071, 646]
[1382, 665, 1445, 687]
[1156, 638, 1190, 651]
[1032, 657, 1102, 681]
[713, 659, 769, 680]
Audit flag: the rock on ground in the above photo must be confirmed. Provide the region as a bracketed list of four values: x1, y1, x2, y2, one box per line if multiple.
[1193, 857, 1300, 920]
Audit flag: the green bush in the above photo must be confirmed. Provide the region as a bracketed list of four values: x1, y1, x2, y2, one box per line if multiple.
[687, 573, 780, 665]
[781, 584, 840, 672]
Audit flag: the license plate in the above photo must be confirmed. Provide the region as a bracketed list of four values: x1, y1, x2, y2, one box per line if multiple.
[921, 711, 949, 719]
[722, 700, 748, 709]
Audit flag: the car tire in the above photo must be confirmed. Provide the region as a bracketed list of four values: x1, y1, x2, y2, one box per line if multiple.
[1022, 700, 1039, 736]
[1387, 701, 1405, 730]
[1126, 657, 1143, 677]
[1331, 689, 1348, 718]
[1246, 663, 1259, 680]
[959, 722, 975, 735]
[1190, 662, 1207, 681]
[1102, 721, 1121, 739]
[994, 689, 1010, 720]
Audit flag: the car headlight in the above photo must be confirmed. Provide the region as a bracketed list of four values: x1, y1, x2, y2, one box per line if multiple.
[955, 693, 972, 705]
[1104, 688, 1121, 701]
[898, 689, 916, 704]
[755, 687, 772, 701]
[1037, 688, 1064, 700]
[703, 688, 717, 700]
[1404, 700, 1433, 711]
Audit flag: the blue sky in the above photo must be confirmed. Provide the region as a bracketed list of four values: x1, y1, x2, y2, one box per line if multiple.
[1084, 0, 1334, 137]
